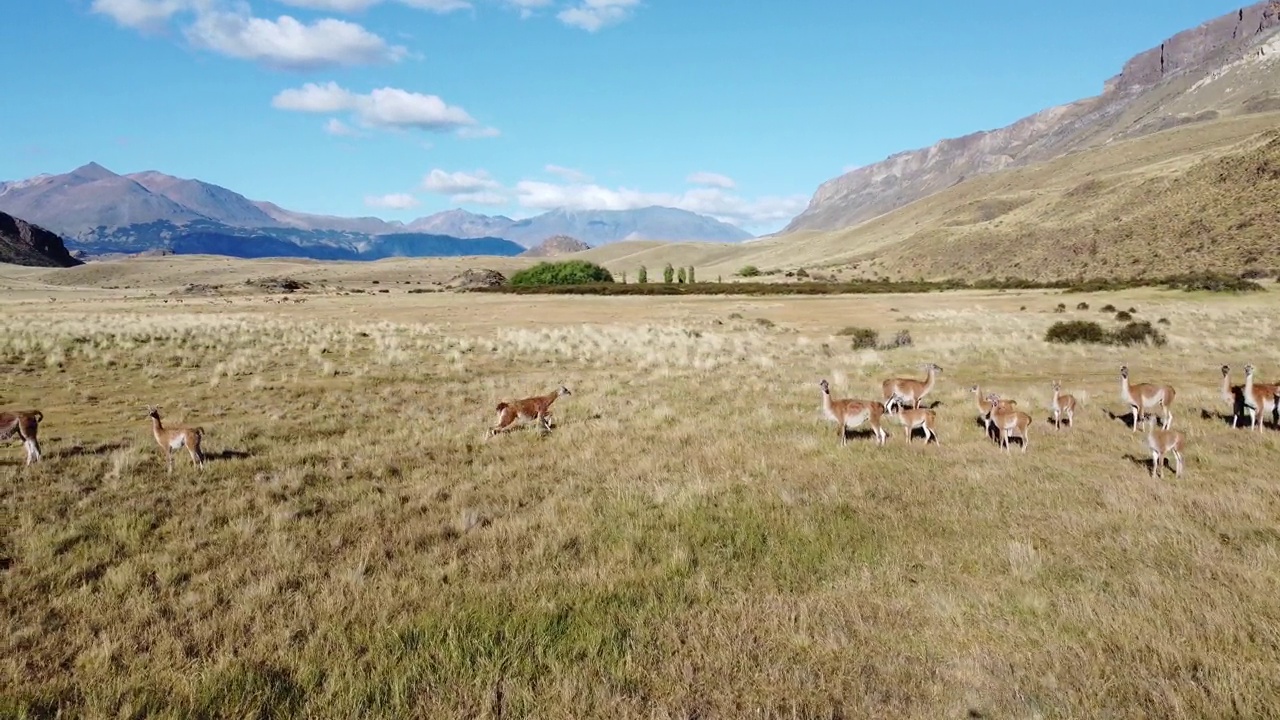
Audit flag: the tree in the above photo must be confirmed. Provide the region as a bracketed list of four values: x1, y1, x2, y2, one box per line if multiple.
[738, 265, 761, 278]
[509, 260, 614, 285]
[663, 263, 675, 283]
[637, 265, 648, 283]
[676, 267, 686, 284]
[687, 266, 696, 283]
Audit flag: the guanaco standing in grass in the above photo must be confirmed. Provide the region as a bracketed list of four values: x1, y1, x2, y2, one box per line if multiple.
[146, 405, 205, 473]
[986, 393, 1031, 453]
[1240, 364, 1280, 432]
[881, 362, 942, 410]
[1221, 365, 1247, 427]
[818, 379, 887, 446]
[487, 385, 571, 438]
[1119, 365, 1175, 432]
[884, 393, 939, 444]
[969, 385, 1017, 435]
[1051, 380, 1077, 430]
[1, 409, 43, 465]
[1144, 414, 1186, 478]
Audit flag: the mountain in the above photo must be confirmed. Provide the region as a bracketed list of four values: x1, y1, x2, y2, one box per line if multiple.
[407, 208, 516, 238]
[784, 1, 1280, 233]
[520, 234, 592, 257]
[252, 200, 404, 235]
[0, 211, 83, 268]
[0, 162, 206, 232]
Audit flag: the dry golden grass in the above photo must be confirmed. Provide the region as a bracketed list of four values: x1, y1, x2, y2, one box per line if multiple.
[4, 262, 1280, 718]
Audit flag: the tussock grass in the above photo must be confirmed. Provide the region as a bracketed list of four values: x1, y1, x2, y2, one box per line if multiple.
[4, 282, 1280, 718]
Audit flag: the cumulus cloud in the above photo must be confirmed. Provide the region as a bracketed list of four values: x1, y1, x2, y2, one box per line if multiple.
[185, 10, 406, 70]
[365, 193, 420, 209]
[687, 171, 736, 190]
[324, 118, 359, 136]
[557, 0, 640, 31]
[90, 0, 192, 29]
[504, 0, 553, 18]
[422, 169, 502, 195]
[272, 82, 480, 133]
[545, 164, 592, 183]
[513, 179, 806, 228]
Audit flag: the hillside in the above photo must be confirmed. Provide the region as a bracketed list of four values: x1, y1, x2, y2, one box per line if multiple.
[0, 211, 83, 268]
[784, 1, 1280, 234]
[519, 235, 592, 257]
[559, 112, 1280, 282]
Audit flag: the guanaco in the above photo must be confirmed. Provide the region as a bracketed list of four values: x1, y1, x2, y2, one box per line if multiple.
[818, 379, 887, 446]
[1050, 380, 1077, 430]
[1, 409, 43, 465]
[969, 384, 1016, 435]
[1221, 365, 1247, 427]
[881, 362, 942, 410]
[1144, 414, 1186, 478]
[884, 393, 939, 444]
[1119, 365, 1175, 432]
[1240, 364, 1280, 432]
[146, 405, 205, 473]
[986, 393, 1031, 453]
[488, 385, 571, 438]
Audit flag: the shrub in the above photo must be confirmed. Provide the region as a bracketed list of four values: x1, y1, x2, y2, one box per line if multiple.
[687, 266, 696, 283]
[637, 266, 648, 283]
[738, 265, 761, 278]
[1045, 320, 1110, 344]
[796, 268, 809, 278]
[838, 326, 879, 350]
[1054, 303, 1067, 313]
[663, 264, 675, 284]
[1163, 273, 1264, 293]
[755, 318, 775, 329]
[676, 267, 687, 284]
[1101, 304, 1117, 312]
[881, 329, 914, 350]
[509, 260, 614, 286]
[1157, 317, 1170, 325]
[1076, 302, 1089, 310]
[1112, 321, 1167, 347]
[1115, 310, 1133, 321]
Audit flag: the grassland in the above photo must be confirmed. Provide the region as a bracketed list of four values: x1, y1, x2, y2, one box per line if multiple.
[4, 257, 1280, 718]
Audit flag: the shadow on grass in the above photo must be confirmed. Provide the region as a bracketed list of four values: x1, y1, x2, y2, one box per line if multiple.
[53, 439, 130, 459]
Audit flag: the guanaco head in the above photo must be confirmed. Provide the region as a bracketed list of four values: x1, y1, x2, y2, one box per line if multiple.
[1120, 365, 1129, 380]
[145, 405, 162, 420]
[921, 362, 943, 374]
[1221, 364, 1230, 377]
[1052, 380, 1062, 392]
[818, 379, 830, 394]
[1244, 364, 1256, 379]
[557, 385, 572, 396]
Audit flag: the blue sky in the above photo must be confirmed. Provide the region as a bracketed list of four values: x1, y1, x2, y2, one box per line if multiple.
[0, 0, 1248, 234]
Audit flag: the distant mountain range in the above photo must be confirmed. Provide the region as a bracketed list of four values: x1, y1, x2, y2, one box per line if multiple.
[0, 163, 752, 261]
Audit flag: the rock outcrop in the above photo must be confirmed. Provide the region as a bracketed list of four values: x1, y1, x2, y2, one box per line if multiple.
[519, 235, 592, 257]
[0, 211, 84, 268]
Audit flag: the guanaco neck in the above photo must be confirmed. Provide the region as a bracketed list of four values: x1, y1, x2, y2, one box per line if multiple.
[921, 367, 937, 396]
[150, 415, 166, 437]
[1243, 370, 1258, 408]
[1221, 370, 1233, 404]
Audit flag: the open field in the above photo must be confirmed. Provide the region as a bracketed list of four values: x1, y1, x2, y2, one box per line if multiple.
[4, 259, 1280, 718]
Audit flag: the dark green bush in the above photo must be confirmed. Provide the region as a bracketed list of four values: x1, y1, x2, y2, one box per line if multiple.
[1076, 302, 1090, 310]
[738, 265, 761, 278]
[1111, 321, 1167, 347]
[882, 329, 914, 350]
[509, 260, 615, 286]
[1045, 320, 1109, 344]
[663, 263, 675, 283]
[1054, 303, 1067, 313]
[1101, 304, 1117, 312]
[1115, 310, 1133, 321]
[838, 326, 879, 350]
[637, 265, 648, 283]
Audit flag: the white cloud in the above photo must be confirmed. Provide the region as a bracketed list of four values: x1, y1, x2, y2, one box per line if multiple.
[365, 193, 420, 209]
[456, 126, 502, 139]
[422, 169, 502, 194]
[451, 190, 509, 206]
[186, 9, 407, 70]
[278, 0, 471, 11]
[545, 164, 591, 183]
[687, 171, 736, 189]
[324, 118, 359, 136]
[505, 0, 553, 18]
[513, 179, 807, 229]
[557, 0, 640, 31]
[272, 82, 480, 133]
[90, 0, 192, 29]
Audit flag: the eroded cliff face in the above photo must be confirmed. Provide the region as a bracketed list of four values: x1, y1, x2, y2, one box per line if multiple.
[0, 211, 83, 268]
[785, 1, 1280, 234]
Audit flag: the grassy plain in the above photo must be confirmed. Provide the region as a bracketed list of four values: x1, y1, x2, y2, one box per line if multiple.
[4, 257, 1280, 718]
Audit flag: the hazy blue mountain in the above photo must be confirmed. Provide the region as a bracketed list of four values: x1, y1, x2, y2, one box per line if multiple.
[407, 208, 516, 239]
[407, 206, 753, 247]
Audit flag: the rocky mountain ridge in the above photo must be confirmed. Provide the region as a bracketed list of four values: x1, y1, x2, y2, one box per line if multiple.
[0, 211, 84, 268]
[784, 1, 1280, 233]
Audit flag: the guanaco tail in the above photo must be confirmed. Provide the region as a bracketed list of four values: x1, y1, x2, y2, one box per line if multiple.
[488, 385, 571, 438]
[884, 393, 939, 444]
[1240, 364, 1280, 432]
[1144, 414, 1185, 478]
[146, 405, 205, 473]
[1119, 365, 1175, 432]
[818, 379, 887, 446]
[986, 392, 1031, 453]
[1, 409, 43, 466]
[1051, 380, 1077, 430]
[881, 362, 943, 410]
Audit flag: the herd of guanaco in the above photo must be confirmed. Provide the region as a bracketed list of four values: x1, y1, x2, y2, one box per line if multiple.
[818, 362, 1280, 478]
[5, 363, 1279, 479]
